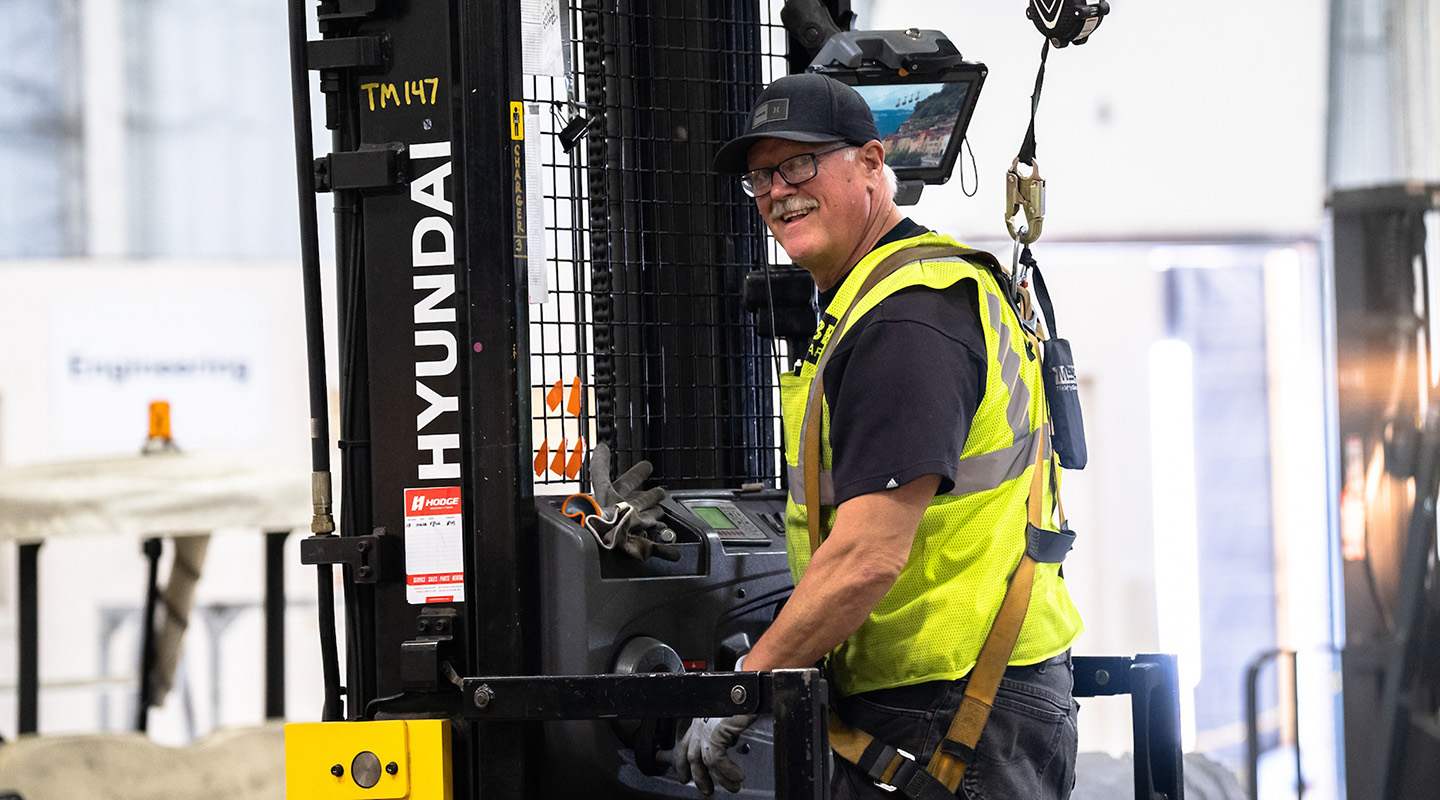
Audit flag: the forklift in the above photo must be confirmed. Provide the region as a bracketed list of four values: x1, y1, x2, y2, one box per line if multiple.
[280, 1, 1183, 798]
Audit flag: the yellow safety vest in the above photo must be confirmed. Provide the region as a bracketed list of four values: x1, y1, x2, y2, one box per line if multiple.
[780, 232, 1084, 697]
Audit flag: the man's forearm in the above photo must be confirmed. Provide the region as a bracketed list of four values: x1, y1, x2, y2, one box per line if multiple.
[740, 474, 940, 673]
[743, 534, 900, 671]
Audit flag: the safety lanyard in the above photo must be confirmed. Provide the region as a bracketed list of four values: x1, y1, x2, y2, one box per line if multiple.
[1017, 40, 1050, 169]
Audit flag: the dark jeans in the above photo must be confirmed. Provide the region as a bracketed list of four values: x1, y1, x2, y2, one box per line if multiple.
[831, 652, 1078, 800]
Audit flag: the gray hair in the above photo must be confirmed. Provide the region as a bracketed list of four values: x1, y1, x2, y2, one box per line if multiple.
[843, 147, 900, 202]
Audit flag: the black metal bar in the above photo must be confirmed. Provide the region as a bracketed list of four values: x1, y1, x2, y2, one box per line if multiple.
[17, 541, 41, 734]
[460, 672, 764, 720]
[1130, 656, 1185, 800]
[771, 668, 829, 800]
[455, 0, 531, 796]
[1245, 648, 1287, 800]
[136, 537, 163, 731]
[1073, 655, 1136, 697]
[456, 669, 827, 799]
[264, 530, 290, 719]
[1075, 655, 1185, 800]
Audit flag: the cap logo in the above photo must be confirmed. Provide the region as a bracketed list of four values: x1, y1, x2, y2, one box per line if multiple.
[753, 99, 789, 127]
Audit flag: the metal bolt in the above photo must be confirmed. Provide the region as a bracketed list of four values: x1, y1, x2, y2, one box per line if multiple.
[331, 764, 344, 778]
[473, 683, 495, 709]
[434, 618, 448, 632]
[417, 619, 430, 632]
[1095, 669, 1110, 686]
[358, 566, 372, 578]
[731, 685, 747, 705]
[905, 27, 921, 38]
[357, 540, 369, 552]
[386, 762, 399, 775]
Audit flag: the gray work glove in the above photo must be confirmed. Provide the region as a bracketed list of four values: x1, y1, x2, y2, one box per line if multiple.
[584, 500, 681, 562]
[589, 443, 680, 562]
[591, 442, 654, 506]
[673, 713, 759, 795]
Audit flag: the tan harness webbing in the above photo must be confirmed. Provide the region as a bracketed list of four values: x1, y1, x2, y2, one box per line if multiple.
[799, 243, 1062, 796]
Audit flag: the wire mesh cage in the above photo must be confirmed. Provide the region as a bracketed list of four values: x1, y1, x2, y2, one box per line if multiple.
[524, 0, 792, 492]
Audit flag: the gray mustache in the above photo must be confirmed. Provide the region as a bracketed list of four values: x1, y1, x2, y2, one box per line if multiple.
[769, 198, 818, 222]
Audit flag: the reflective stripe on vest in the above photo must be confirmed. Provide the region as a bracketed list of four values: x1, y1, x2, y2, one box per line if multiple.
[786, 285, 1036, 506]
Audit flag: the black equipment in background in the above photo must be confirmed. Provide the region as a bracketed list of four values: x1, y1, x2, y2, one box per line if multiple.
[1329, 183, 1440, 800]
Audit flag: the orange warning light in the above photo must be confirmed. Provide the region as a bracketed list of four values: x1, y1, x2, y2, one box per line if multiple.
[148, 401, 172, 440]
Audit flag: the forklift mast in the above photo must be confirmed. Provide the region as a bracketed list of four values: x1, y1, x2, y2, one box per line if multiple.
[287, 1, 846, 798]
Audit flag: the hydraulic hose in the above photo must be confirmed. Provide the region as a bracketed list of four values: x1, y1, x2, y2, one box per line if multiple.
[286, 0, 344, 722]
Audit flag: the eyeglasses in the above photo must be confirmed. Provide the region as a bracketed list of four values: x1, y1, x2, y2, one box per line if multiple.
[740, 143, 854, 198]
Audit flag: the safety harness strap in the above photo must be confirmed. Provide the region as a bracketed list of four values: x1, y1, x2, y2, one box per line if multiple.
[802, 244, 987, 554]
[827, 437, 1052, 797]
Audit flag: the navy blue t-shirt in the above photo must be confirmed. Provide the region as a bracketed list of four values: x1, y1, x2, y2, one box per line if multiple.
[814, 219, 988, 503]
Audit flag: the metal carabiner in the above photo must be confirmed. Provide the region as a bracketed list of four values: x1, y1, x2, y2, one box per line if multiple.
[1005, 158, 1046, 245]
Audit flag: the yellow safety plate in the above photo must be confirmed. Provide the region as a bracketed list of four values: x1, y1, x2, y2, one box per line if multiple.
[285, 719, 451, 800]
[510, 101, 524, 140]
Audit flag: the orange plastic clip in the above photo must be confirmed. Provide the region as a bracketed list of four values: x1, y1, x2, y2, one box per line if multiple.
[561, 493, 602, 525]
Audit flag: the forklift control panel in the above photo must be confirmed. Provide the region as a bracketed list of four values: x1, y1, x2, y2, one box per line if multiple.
[677, 498, 779, 545]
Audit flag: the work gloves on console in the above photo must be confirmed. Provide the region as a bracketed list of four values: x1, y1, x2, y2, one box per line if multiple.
[588, 443, 681, 562]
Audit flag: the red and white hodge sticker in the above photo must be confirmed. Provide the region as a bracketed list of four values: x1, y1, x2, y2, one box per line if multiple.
[404, 486, 465, 604]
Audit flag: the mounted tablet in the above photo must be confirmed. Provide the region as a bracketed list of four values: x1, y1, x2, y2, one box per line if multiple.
[808, 29, 986, 203]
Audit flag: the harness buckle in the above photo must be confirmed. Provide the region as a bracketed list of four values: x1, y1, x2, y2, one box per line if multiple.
[874, 748, 915, 792]
[1005, 158, 1045, 245]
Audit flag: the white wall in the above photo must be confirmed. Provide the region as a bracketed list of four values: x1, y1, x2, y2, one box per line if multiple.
[0, 261, 314, 466]
[860, 1, 1330, 242]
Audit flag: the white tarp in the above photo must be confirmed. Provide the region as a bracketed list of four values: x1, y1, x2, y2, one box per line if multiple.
[0, 451, 313, 543]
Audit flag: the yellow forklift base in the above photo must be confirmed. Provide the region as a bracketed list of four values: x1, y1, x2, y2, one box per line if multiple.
[285, 719, 452, 799]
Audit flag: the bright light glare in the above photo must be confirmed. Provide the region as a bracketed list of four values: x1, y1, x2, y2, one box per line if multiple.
[1150, 339, 1201, 751]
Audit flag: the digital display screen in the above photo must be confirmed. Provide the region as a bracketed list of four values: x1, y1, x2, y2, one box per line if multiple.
[853, 82, 969, 171]
[694, 506, 737, 530]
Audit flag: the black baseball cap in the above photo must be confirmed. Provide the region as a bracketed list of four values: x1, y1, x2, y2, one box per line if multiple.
[713, 73, 881, 173]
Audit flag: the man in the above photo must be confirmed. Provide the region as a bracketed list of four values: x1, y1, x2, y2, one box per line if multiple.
[673, 73, 1084, 800]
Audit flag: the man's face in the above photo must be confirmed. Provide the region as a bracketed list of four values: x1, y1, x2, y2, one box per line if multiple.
[746, 138, 877, 281]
